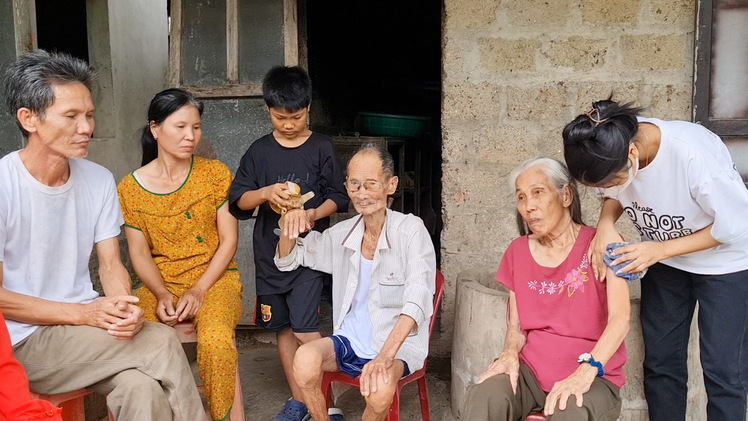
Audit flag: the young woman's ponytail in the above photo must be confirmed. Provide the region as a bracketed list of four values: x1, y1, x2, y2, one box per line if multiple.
[141, 123, 159, 166]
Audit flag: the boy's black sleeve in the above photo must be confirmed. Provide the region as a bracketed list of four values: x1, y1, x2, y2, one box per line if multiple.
[229, 148, 259, 220]
[318, 139, 350, 212]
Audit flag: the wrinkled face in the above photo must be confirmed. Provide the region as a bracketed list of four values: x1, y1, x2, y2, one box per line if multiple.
[150, 105, 202, 160]
[27, 82, 95, 159]
[268, 106, 309, 140]
[515, 167, 570, 237]
[346, 152, 398, 216]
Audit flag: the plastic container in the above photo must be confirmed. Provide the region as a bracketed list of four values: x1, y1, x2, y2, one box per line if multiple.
[358, 112, 430, 138]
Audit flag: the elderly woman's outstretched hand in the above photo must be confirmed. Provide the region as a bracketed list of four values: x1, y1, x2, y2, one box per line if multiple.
[478, 351, 520, 393]
[543, 364, 598, 416]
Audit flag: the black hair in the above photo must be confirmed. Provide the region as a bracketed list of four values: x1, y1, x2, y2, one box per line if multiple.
[352, 143, 395, 180]
[562, 98, 645, 185]
[3, 49, 95, 138]
[262, 66, 312, 113]
[141, 88, 203, 166]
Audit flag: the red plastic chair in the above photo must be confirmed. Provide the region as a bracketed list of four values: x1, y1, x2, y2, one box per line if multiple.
[525, 413, 545, 420]
[321, 270, 446, 421]
[30, 389, 114, 421]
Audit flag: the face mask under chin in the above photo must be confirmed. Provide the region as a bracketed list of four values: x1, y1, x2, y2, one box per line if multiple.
[594, 157, 639, 199]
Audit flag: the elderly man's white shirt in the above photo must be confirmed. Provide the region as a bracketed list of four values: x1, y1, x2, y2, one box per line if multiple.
[0, 152, 124, 345]
[275, 208, 436, 371]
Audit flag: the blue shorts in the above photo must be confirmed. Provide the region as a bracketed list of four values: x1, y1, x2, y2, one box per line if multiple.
[331, 335, 411, 379]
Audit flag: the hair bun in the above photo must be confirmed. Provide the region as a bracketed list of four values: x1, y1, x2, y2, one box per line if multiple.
[562, 116, 597, 146]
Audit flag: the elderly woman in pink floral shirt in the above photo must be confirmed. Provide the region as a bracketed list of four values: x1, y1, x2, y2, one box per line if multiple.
[462, 157, 630, 421]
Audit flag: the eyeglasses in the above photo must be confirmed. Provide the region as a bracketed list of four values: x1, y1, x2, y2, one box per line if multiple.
[344, 179, 385, 193]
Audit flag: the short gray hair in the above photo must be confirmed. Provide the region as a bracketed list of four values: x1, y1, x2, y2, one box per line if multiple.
[352, 143, 395, 180]
[508, 157, 584, 236]
[3, 49, 95, 138]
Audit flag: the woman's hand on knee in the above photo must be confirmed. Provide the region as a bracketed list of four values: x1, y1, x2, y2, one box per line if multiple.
[478, 351, 520, 393]
[543, 366, 596, 416]
[156, 293, 179, 326]
[175, 287, 206, 322]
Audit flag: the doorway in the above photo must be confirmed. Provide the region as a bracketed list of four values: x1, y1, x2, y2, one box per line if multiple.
[35, 0, 89, 62]
[305, 0, 444, 263]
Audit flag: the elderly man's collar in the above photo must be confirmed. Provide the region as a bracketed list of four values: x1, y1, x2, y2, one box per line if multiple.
[341, 208, 393, 251]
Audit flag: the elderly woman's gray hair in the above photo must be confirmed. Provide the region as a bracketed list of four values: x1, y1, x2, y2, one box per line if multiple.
[509, 157, 584, 236]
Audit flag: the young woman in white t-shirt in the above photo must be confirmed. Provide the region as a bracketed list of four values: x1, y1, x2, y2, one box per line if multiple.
[562, 98, 748, 421]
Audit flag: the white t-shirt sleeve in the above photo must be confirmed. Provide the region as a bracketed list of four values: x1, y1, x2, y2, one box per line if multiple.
[691, 161, 748, 244]
[94, 173, 124, 243]
[0, 189, 6, 262]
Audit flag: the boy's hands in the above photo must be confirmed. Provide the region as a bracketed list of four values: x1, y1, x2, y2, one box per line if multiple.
[264, 183, 292, 208]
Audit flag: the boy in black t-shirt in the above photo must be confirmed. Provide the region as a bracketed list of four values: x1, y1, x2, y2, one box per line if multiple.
[228, 66, 348, 421]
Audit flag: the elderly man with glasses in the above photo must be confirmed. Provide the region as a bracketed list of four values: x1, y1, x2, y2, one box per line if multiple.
[275, 144, 436, 421]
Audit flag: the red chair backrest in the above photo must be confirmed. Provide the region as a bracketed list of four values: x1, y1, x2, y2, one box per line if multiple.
[428, 270, 446, 338]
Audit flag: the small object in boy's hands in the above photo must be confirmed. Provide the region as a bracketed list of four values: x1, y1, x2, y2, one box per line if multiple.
[603, 242, 648, 282]
[269, 181, 315, 229]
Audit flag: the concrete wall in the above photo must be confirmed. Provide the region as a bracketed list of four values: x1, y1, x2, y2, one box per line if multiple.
[0, 0, 26, 155]
[85, 0, 169, 180]
[440, 0, 696, 345]
[0, 0, 167, 180]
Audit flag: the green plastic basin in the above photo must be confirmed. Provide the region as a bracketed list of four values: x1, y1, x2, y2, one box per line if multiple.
[359, 112, 430, 138]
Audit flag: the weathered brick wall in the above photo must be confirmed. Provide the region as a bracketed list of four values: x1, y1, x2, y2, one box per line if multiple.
[440, 0, 696, 345]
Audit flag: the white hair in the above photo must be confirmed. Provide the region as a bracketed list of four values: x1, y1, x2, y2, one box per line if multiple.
[508, 157, 584, 235]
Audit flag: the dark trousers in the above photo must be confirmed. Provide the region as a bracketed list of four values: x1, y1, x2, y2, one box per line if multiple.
[462, 362, 621, 421]
[641, 263, 748, 421]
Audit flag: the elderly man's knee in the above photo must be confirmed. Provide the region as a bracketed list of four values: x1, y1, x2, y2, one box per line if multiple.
[364, 386, 397, 415]
[293, 344, 324, 387]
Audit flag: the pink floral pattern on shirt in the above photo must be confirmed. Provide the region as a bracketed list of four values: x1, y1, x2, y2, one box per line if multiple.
[527, 254, 590, 297]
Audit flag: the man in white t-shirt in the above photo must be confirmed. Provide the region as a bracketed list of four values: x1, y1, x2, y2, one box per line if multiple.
[0, 50, 207, 421]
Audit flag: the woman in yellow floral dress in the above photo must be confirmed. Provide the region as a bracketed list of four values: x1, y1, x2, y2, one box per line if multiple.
[117, 88, 242, 421]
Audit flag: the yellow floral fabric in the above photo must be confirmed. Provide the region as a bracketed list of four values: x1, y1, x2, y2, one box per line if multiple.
[117, 156, 242, 421]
